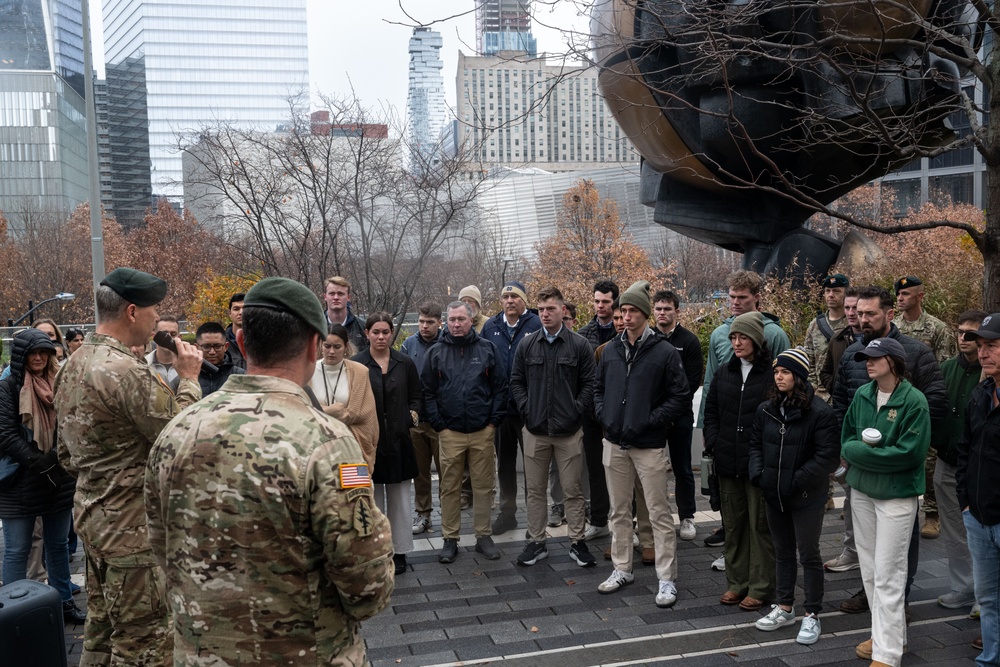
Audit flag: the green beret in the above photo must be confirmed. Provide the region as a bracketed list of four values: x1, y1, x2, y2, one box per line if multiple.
[100, 268, 167, 307]
[822, 273, 849, 289]
[894, 275, 923, 294]
[243, 277, 327, 338]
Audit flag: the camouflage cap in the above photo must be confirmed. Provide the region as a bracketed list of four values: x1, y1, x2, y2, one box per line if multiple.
[100, 268, 168, 306]
[243, 277, 327, 338]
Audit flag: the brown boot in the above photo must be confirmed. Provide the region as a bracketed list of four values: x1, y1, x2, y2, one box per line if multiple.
[641, 547, 655, 565]
[921, 513, 940, 539]
[974, 636, 984, 650]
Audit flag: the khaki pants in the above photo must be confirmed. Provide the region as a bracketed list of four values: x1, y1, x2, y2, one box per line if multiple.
[603, 440, 677, 582]
[410, 422, 440, 518]
[524, 429, 586, 542]
[439, 427, 495, 539]
[81, 549, 171, 667]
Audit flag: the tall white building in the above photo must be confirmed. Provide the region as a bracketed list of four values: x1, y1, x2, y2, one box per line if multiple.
[406, 27, 447, 173]
[457, 51, 640, 172]
[102, 0, 310, 222]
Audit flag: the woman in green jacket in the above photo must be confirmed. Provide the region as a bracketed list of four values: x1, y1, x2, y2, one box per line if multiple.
[842, 337, 931, 667]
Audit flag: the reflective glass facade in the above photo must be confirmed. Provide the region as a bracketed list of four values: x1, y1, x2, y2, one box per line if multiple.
[476, 0, 536, 57]
[103, 0, 310, 204]
[407, 27, 447, 173]
[0, 0, 89, 221]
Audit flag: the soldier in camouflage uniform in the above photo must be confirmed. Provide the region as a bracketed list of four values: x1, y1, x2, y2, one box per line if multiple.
[894, 275, 957, 539]
[145, 276, 394, 667]
[55, 268, 204, 667]
[800, 273, 849, 403]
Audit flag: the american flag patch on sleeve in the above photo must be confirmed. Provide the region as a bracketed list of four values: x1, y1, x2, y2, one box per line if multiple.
[339, 463, 371, 488]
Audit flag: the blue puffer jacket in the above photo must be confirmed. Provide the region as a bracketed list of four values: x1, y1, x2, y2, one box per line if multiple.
[0, 328, 75, 518]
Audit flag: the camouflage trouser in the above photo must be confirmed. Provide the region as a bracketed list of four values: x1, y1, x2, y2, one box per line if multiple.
[922, 448, 937, 515]
[80, 549, 172, 667]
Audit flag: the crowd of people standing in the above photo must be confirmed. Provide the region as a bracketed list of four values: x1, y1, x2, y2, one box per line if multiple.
[0, 267, 997, 667]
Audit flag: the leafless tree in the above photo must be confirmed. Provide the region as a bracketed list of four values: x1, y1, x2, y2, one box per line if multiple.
[180, 93, 495, 325]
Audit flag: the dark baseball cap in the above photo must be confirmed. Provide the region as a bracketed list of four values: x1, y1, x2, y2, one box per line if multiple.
[854, 337, 907, 362]
[963, 313, 1000, 341]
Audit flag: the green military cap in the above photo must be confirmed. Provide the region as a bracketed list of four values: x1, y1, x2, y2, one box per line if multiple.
[243, 277, 327, 338]
[894, 275, 923, 294]
[822, 273, 849, 288]
[100, 268, 167, 306]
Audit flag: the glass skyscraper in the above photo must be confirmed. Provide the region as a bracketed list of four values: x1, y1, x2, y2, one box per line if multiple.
[102, 0, 310, 219]
[407, 27, 447, 173]
[0, 0, 89, 222]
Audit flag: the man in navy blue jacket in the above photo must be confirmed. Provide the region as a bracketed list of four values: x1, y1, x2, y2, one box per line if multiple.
[422, 301, 507, 564]
[481, 280, 541, 534]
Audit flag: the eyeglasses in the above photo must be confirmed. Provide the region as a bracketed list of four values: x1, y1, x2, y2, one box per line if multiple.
[198, 343, 226, 352]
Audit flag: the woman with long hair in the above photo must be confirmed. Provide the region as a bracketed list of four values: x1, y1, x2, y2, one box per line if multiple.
[353, 313, 421, 575]
[309, 324, 378, 470]
[842, 338, 930, 667]
[33, 318, 67, 363]
[749, 348, 840, 644]
[0, 329, 86, 624]
[704, 311, 776, 611]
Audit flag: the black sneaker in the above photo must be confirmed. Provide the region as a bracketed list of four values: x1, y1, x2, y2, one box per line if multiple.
[704, 526, 725, 547]
[476, 535, 501, 560]
[63, 599, 86, 625]
[492, 512, 517, 535]
[439, 538, 459, 564]
[569, 541, 597, 568]
[393, 553, 407, 575]
[517, 541, 548, 566]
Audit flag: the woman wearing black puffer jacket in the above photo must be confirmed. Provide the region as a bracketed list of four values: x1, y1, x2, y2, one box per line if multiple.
[0, 328, 85, 624]
[748, 348, 840, 645]
[704, 312, 776, 612]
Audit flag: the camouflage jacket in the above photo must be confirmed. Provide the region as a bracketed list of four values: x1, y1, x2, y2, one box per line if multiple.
[897, 311, 957, 364]
[800, 313, 847, 398]
[54, 333, 201, 558]
[145, 374, 394, 667]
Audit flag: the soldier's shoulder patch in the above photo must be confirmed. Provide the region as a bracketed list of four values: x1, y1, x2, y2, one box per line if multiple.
[353, 495, 375, 537]
[339, 463, 371, 489]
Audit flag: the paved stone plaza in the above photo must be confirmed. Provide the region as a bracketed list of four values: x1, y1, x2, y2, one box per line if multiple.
[47, 480, 981, 666]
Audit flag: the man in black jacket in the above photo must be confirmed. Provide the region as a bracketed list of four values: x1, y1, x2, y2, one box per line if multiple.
[594, 281, 689, 608]
[957, 313, 1000, 664]
[827, 285, 947, 620]
[195, 322, 245, 396]
[422, 301, 508, 564]
[510, 287, 597, 568]
[653, 289, 702, 541]
[576, 280, 619, 540]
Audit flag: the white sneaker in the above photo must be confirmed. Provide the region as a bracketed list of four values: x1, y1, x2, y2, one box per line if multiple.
[632, 531, 640, 547]
[655, 580, 678, 608]
[412, 515, 430, 535]
[755, 604, 795, 631]
[823, 550, 860, 572]
[971, 603, 981, 619]
[679, 518, 696, 541]
[711, 555, 726, 571]
[597, 569, 634, 594]
[584, 524, 610, 540]
[796, 614, 821, 645]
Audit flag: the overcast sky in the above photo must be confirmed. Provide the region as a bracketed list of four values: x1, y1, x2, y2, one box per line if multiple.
[90, 1, 588, 120]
